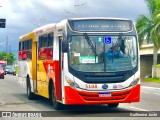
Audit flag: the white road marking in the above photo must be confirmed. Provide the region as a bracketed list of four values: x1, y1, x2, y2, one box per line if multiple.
[141, 89, 160, 95]
[141, 91, 160, 96]
[141, 86, 160, 90]
[141, 91, 149, 94]
[153, 93, 160, 95]
[129, 106, 158, 114]
[129, 106, 147, 111]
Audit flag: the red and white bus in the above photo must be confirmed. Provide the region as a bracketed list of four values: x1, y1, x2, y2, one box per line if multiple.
[18, 18, 140, 110]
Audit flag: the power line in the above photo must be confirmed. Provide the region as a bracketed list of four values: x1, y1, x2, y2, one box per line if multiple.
[74, 2, 87, 17]
[65, 2, 87, 17]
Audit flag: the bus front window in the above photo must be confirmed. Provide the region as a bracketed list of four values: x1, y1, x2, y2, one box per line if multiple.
[68, 35, 137, 72]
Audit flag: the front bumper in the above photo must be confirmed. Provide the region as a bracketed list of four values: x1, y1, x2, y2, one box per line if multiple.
[5, 71, 16, 74]
[64, 84, 140, 105]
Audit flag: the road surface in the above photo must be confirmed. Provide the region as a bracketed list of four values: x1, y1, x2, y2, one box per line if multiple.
[0, 75, 159, 119]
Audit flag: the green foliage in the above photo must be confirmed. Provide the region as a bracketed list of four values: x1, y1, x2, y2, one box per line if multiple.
[136, 0, 160, 78]
[136, 15, 152, 46]
[0, 51, 7, 60]
[143, 78, 160, 82]
[157, 64, 160, 67]
[0, 51, 16, 65]
[136, 0, 160, 47]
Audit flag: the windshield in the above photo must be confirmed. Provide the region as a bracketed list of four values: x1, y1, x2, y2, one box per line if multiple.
[0, 64, 6, 69]
[5, 66, 14, 69]
[68, 35, 137, 72]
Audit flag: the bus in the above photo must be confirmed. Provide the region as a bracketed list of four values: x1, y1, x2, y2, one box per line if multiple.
[18, 18, 140, 110]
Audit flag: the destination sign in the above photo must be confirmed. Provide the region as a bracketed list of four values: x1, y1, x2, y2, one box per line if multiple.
[68, 19, 132, 32]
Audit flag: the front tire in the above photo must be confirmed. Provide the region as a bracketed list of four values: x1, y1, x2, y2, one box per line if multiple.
[26, 77, 36, 100]
[49, 84, 63, 110]
[108, 103, 119, 108]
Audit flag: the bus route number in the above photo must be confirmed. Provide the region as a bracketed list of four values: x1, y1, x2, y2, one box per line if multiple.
[86, 84, 97, 89]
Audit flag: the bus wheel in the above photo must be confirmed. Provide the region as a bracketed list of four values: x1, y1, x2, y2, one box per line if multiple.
[26, 77, 35, 100]
[50, 84, 63, 110]
[108, 103, 119, 108]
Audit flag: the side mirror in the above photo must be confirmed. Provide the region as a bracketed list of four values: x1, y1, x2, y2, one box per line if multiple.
[62, 40, 68, 53]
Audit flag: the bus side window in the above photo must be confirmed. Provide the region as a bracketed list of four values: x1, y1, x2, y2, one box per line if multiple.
[22, 41, 27, 60]
[38, 33, 54, 61]
[27, 39, 32, 60]
[20, 39, 32, 61]
[47, 32, 53, 60]
[18, 42, 22, 60]
[38, 35, 48, 60]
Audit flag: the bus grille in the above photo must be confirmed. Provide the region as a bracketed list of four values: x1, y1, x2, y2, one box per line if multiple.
[77, 88, 131, 101]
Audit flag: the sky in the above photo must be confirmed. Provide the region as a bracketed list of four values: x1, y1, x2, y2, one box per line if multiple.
[0, 0, 148, 58]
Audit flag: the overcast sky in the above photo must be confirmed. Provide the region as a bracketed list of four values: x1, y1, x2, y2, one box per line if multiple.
[0, 0, 148, 57]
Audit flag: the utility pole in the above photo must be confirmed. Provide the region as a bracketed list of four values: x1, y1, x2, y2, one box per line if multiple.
[9, 45, 11, 53]
[6, 36, 8, 54]
[5, 36, 8, 62]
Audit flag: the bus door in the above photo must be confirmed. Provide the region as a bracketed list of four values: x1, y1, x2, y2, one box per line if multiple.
[37, 35, 48, 97]
[54, 36, 63, 101]
[31, 40, 38, 93]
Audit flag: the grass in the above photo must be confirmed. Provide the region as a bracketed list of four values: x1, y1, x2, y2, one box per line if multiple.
[143, 78, 160, 83]
[157, 64, 160, 67]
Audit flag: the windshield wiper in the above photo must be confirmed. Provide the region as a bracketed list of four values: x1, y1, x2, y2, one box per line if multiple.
[83, 33, 96, 54]
[83, 33, 97, 63]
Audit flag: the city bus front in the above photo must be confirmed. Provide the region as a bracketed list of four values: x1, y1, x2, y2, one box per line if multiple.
[63, 18, 140, 106]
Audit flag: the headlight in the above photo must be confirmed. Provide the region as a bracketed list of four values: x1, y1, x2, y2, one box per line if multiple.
[65, 76, 80, 88]
[130, 78, 139, 86]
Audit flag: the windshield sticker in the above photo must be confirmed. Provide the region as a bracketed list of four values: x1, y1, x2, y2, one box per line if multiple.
[74, 53, 80, 57]
[104, 36, 112, 44]
[79, 56, 98, 63]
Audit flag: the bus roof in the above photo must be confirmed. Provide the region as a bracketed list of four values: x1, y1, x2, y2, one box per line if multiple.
[33, 23, 56, 35]
[19, 17, 133, 41]
[19, 32, 34, 41]
[67, 17, 131, 21]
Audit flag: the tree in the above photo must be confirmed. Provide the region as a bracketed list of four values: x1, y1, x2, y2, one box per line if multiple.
[0, 51, 7, 60]
[7, 52, 16, 65]
[0, 51, 16, 65]
[136, 0, 160, 78]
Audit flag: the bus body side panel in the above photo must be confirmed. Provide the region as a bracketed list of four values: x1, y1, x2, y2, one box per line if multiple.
[37, 60, 57, 99]
[37, 60, 49, 98]
[52, 33, 63, 101]
[64, 84, 140, 104]
[26, 30, 62, 100]
[54, 60, 62, 100]
[35, 60, 61, 100]
[19, 32, 35, 93]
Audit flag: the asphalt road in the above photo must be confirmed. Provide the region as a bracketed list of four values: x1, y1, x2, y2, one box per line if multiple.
[0, 75, 160, 120]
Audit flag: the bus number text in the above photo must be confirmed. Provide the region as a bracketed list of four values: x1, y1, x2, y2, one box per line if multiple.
[86, 84, 97, 89]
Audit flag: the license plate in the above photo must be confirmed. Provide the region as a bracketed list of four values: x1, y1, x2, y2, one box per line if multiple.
[99, 92, 111, 97]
